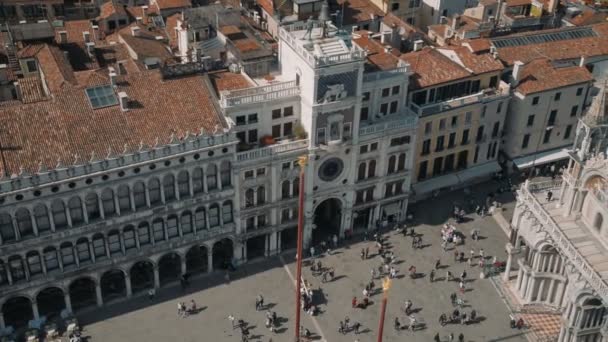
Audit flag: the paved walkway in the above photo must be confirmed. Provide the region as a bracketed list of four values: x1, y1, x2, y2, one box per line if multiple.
[75, 180, 530, 342]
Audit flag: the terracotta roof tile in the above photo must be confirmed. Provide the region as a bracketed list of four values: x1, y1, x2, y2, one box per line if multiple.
[17, 76, 47, 104]
[442, 45, 503, 74]
[515, 58, 593, 95]
[257, 0, 275, 15]
[353, 33, 400, 71]
[154, 0, 192, 10]
[331, 0, 384, 25]
[55, 20, 95, 44]
[233, 38, 261, 53]
[401, 47, 471, 88]
[209, 70, 252, 93]
[0, 70, 225, 175]
[506, 0, 531, 6]
[568, 10, 607, 26]
[165, 13, 182, 49]
[463, 39, 492, 53]
[98, 0, 127, 19]
[35, 44, 77, 93]
[117, 24, 174, 61]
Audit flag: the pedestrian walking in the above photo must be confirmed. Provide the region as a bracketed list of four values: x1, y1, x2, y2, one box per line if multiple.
[447, 271, 452, 282]
[470, 249, 475, 259]
[454, 250, 459, 262]
[449, 332, 454, 341]
[394, 317, 401, 331]
[256, 294, 264, 311]
[434, 333, 441, 342]
[430, 269, 435, 282]
[546, 190, 553, 202]
[435, 259, 441, 270]
[460, 270, 467, 281]
[310, 246, 315, 258]
[360, 249, 365, 260]
[458, 333, 464, 342]
[479, 248, 485, 260]
[353, 322, 360, 334]
[365, 247, 369, 259]
[459, 281, 465, 294]
[148, 288, 156, 300]
[332, 234, 338, 248]
[441, 240, 448, 252]
[352, 297, 358, 308]
[228, 314, 236, 329]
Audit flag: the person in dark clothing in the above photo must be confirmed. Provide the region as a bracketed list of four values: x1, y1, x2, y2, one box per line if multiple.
[458, 333, 464, 342]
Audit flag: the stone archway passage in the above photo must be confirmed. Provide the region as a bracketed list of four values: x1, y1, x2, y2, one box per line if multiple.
[158, 253, 181, 286]
[69, 278, 97, 311]
[280, 227, 297, 250]
[100, 269, 126, 302]
[185, 246, 208, 275]
[247, 235, 266, 260]
[130, 261, 155, 294]
[2, 296, 33, 329]
[212, 238, 234, 270]
[312, 198, 342, 245]
[37, 287, 66, 318]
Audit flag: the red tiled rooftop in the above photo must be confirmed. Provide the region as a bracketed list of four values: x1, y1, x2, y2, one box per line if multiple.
[209, 70, 253, 93]
[332, 0, 384, 25]
[401, 47, 471, 88]
[98, 0, 127, 19]
[442, 45, 504, 75]
[515, 58, 593, 95]
[506, 0, 531, 6]
[153, 0, 192, 10]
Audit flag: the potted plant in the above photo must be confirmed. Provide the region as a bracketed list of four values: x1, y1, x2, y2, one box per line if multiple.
[294, 123, 307, 139]
[260, 135, 275, 146]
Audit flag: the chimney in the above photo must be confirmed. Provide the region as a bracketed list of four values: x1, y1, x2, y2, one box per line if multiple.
[413, 39, 424, 51]
[512, 60, 524, 86]
[83, 31, 91, 43]
[579, 56, 586, 68]
[91, 25, 99, 41]
[109, 66, 117, 87]
[351, 25, 358, 33]
[58, 31, 67, 44]
[142, 5, 148, 23]
[451, 14, 460, 32]
[380, 31, 391, 44]
[131, 26, 141, 37]
[118, 92, 129, 111]
[85, 42, 95, 57]
[547, 0, 558, 13]
[136, 16, 143, 24]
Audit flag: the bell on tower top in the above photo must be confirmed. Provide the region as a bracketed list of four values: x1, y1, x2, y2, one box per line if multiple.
[319, 0, 330, 22]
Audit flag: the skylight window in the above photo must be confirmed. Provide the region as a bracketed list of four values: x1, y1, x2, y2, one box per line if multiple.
[86, 85, 118, 109]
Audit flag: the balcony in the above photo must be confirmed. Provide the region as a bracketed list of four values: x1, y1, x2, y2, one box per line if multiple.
[409, 83, 510, 117]
[236, 139, 308, 162]
[359, 115, 417, 140]
[363, 66, 409, 83]
[220, 80, 300, 108]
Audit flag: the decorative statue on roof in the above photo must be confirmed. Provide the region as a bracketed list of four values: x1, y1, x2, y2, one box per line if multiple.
[303, 16, 315, 40]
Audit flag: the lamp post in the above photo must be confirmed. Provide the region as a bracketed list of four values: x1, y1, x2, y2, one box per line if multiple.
[294, 155, 308, 342]
[377, 277, 391, 342]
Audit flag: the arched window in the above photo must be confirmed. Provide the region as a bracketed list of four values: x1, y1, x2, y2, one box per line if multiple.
[163, 174, 176, 202]
[0, 213, 15, 242]
[133, 182, 146, 209]
[220, 161, 231, 187]
[194, 207, 206, 230]
[178, 171, 190, 198]
[107, 230, 122, 255]
[207, 165, 217, 191]
[92, 234, 107, 259]
[245, 189, 254, 208]
[387, 155, 396, 174]
[85, 193, 100, 220]
[281, 180, 290, 199]
[257, 186, 266, 205]
[8, 255, 25, 281]
[123, 226, 136, 250]
[43, 247, 59, 272]
[76, 238, 91, 263]
[358, 163, 367, 181]
[137, 222, 150, 246]
[148, 178, 161, 205]
[192, 168, 204, 194]
[293, 178, 299, 197]
[34, 205, 50, 233]
[167, 215, 178, 238]
[101, 189, 116, 217]
[209, 204, 220, 227]
[60, 242, 75, 268]
[368, 160, 376, 178]
[397, 153, 406, 171]
[222, 201, 233, 224]
[152, 219, 165, 242]
[117, 185, 131, 212]
[181, 212, 193, 235]
[16, 208, 33, 237]
[51, 200, 68, 229]
[68, 197, 84, 225]
[595, 213, 604, 232]
[26, 251, 42, 276]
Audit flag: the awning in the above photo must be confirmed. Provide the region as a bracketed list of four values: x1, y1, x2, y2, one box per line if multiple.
[382, 202, 401, 216]
[455, 161, 501, 184]
[412, 173, 460, 195]
[512, 148, 569, 169]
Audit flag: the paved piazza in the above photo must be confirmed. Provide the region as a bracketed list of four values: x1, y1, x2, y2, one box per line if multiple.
[79, 183, 529, 342]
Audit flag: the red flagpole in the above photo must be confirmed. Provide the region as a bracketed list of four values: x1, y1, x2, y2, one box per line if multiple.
[377, 277, 391, 342]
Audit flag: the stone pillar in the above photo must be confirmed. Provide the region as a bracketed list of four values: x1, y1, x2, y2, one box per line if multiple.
[64, 293, 73, 314]
[516, 267, 524, 290]
[153, 266, 160, 289]
[277, 231, 282, 253]
[0, 311, 5, 330]
[268, 231, 277, 256]
[525, 276, 536, 302]
[503, 243, 514, 281]
[547, 279, 556, 305]
[82, 198, 89, 224]
[207, 248, 213, 273]
[264, 234, 269, 257]
[181, 258, 187, 275]
[32, 301, 40, 320]
[126, 274, 132, 298]
[95, 284, 103, 307]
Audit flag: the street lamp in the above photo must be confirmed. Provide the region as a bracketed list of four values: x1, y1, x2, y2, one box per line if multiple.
[377, 277, 391, 342]
[294, 155, 308, 342]
[528, 126, 553, 179]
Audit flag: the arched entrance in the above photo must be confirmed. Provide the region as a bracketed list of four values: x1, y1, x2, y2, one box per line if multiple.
[100, 269, 126, 302]
[247, 235, 266, 260]
[130, 261, 155, 294]
[36, 287, 65, 318]
[212, 239, 233, 270]
[185, 246, 208, 274]
[158, 253, 181, 286]
[2, 296, 33, 329]
[312, 198, 342, 245]
[69, 278, 97, 311]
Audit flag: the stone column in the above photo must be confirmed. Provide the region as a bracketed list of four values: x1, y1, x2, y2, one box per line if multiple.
[0, 311, 5, 330]
[525, 276, 536, 302]
[547, 279, 556, 305]
[268, 232, 277, 256]
[153, 266, 160, 289]
[64, 293, 73, 314]
[516, 267, 524, 290]
[82, 198, 89, 224]
[32, 301, 40, 320]
[126, 274, 132, 298]
[95, 284, 103, 307]
[207, 248, 213, 273]
[503, 243, 514, 281]
[277, 231, 282, 253]
[114, 193, 121, 216]
[181, 258, 187, 275]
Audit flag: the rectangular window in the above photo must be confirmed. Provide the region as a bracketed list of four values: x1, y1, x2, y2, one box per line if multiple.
[522, 134, 530, 149]
[236, 131, 246, 143]
[439, 119, 446, 130]
[370, 142, 378, 151]
[45, 250, 59, 271]
[272, 124, 281, 138]
[380, 103, 388, 115]
[492, 122, 500, 138]
[497, 102, 503, 114]
[272, 109, 281, 119]
[461, 129, 469, 145]
[248, 113, 258, 124]
[209, 206, 220, 227]
[418, 160, 428, 181]
[343, 122, 352, 138]
[570, 105, 578, 117]
[392, 86, 400, 95]
[257, 215, 266, 227]
[489, 76, 498, 88]
[421, 139, 431, 155]
[532, 96, 539, 105]
[153, 221, 164, 242]
[361, 107, 369, 121]
[425, 122, 432, 134]
[451, 116, 458, 127]
[61, 246, 75, 267]
[448, 133, 456, 148]
[527, 115, 535, 127]
[108, 234, 121, 254]
[256, 168, 265, 176]
[548, 110, 557, 126]
[26, 60, 37, 73]
[389, 101, 398, 114]
[576, 87, 583, 96]
[282, 162, 291, 170]
[554, 92, 561, 101]
[246, 217, 255, 231]
[124, 230, 136, 249]
[362, 92, 370, 101]
[244, 170, 254, 179]
[465, 112, 472, 124]
[194, 210, 206, 230]
[543, 129, 552, 143]
[284, 106, 293, 117]
[167, 217, 178, 238]
[564, 125, 573, 139]
[28, 254, 42, 275]
[382, 88, 390, 97]
[284, 122, 293, 136]
[317, 128, 326, 144]
[281, 208, 291, 222]
[138, 226, 150, 246]
[236, 116, 246, 125]
[360, 145, 368, 154]
[436, 136, 445, 152]
[248, 129, 258, 143]
[329, 122, 340, 141]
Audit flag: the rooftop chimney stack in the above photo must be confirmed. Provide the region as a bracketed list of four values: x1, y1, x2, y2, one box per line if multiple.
[142, 5, 148, 23]
[548, 0, 558, 13]
[131, 26, 141, 37]
[91, 25, 99, 41]
[451, 14, 460, 33]
[580, 56, 587, 68]
[413, 39, 424, 52]
[118, 92, 129, 111]
[512, 60, 524, 86]
[109, 66, 117, 87]
[83, 31, 91, 43]
[85, 42, 95, 57]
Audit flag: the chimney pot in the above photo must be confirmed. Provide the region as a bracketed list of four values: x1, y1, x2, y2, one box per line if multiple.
[512, 60, 524, 86]
[118, 92, 129, 111]
[131, 27, 141, 36]
[413, 39, 424, 51]
[85, 42, 95, 57]
[579, 56, 587, 68]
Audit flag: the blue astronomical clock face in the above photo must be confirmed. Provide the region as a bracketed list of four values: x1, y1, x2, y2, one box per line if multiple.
[318, 158, 344, 181]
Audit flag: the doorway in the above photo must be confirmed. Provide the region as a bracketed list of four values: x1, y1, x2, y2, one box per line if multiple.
[312, 198, 342, 245]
